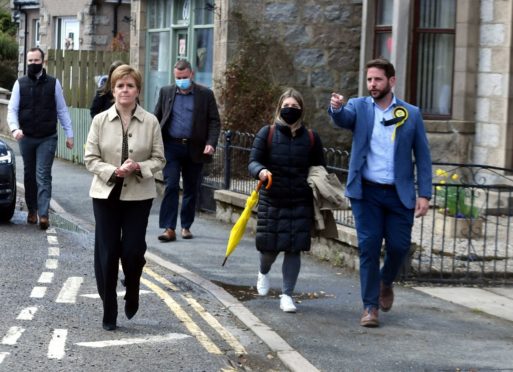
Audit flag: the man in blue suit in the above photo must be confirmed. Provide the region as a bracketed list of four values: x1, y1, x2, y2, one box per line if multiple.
[329, 58, 432, 327]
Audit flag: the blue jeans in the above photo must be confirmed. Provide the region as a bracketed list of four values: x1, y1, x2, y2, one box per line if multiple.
[159, 142, 203, 230]
[350, 183, 414, 310]
[18, 134, 58, 217]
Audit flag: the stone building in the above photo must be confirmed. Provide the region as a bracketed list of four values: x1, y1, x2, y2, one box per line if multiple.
[11, 0, 131, 73]
[11, 0, 513, 168]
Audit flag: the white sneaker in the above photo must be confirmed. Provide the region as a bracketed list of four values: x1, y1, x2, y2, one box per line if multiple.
[280, 294, 297, 313]
[256, 272, 270, 296]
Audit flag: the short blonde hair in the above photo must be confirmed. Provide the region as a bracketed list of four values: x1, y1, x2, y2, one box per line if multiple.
[111, 65, 142, 92]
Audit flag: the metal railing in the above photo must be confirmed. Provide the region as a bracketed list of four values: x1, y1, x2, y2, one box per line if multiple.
[54, 118, 513, 285]
[202, 130, 513, 285]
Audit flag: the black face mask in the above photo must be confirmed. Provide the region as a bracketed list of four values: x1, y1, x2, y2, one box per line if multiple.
[280, 107, 302, 125]
[27, 63, 43, 77]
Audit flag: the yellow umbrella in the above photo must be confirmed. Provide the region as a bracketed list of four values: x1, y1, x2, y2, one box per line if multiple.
[222, 176, 272, 266]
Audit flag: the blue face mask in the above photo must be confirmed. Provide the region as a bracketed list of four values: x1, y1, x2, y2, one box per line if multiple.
[176, 78, 191, 90]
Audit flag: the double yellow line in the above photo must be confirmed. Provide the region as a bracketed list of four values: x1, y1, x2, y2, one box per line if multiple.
[141, 267, 246, 356]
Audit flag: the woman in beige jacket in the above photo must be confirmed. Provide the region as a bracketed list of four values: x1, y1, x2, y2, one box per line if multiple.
[84, 65, 165, 331]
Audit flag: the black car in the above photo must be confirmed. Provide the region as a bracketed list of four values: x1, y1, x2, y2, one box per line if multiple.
[0, 138, 16, 222]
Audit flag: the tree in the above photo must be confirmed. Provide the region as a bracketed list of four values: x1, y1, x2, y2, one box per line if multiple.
[0, 8, 18, 89]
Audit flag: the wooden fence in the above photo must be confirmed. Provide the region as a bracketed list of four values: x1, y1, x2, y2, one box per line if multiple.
[46, 49, 129, 109]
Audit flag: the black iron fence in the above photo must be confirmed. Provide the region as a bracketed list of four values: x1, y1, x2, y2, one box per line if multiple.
[201, 130, 513, 285]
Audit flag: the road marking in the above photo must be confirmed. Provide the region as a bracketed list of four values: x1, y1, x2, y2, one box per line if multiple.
[0, 352, 9, 364]
[16, 306, 38, 320]
[141, 277, 222, 355]
[48, 247, 60, 256]
[46, 228, 56, 234]
[76, 333, 191, 348]
[1, 326, 25, 345]
[184, 295, 247, 355]
[48, 329, 67, 359]
[144, 267, 180, 291]
[143, 267, 246, 355]
[30, 286, 47, 298]
[38, 272, 54, 284]
[45, 259, 58, 269]
[80, 290, 151, 299]
[47, 235, 59, 245]
[56, 277, 84, 303]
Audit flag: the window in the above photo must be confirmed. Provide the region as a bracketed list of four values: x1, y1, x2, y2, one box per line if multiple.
[55, 17, 80, 50]
[374, 0, 393, 59]
[146, 0, 215, 110]
[33, 19, 40, 47]
[411, 0, 456, 117]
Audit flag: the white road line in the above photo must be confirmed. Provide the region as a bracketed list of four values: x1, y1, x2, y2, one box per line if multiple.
[48, 247, 60, 256]
[45, 259, 58, 270]
[1, 326, 25, 345]
[47, 235, 59, 245]
[46, 228, 56, 234]
[76, 333, 191, 348]
[48, 329, 67, 359]
[16, 306, 38, 320]
[56, 277, 84, 303]
[80, 290, 151, 299]
[38, 272, 54, 284]
[0, 352, 9, 364]
[30, 286, 47, 298]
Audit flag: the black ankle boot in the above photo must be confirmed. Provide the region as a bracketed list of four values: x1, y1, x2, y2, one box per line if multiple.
[102, 321, 117, 331]
[125, 299, 139, 319]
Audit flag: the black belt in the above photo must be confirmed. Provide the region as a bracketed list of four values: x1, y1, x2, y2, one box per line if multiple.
[362, 179, 395, 190]
[169, 137, 190, 144]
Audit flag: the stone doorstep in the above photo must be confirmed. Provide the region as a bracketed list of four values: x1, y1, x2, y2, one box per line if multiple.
[213, 189, 416, 274]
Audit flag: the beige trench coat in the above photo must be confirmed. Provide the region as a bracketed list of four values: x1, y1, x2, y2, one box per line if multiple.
[84, 104, 165, 200]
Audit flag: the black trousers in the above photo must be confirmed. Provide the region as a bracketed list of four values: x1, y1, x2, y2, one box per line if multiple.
[92, 183, 153, 324]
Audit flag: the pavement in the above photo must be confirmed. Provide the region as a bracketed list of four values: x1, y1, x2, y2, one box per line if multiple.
[4, 135, 513, 371]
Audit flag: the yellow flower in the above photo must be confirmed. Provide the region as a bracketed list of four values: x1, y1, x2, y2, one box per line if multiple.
[436, 169, 448, 177]
[435, 185, 443, 191]
[451, 174, 459, 181]
[440, 180, 446, 184]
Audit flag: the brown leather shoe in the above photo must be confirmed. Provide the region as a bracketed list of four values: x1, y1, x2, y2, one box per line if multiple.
[181, 228, 193, 239]
[158, 228, 176, 242]
[360, 308, 379, 327]
[39, 216, 49, 230]
[379, 283, 394, 312]
[27, 212, 38, 224]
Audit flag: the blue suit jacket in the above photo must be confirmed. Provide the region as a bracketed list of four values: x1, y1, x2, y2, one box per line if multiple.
[329, 96, 432, 209]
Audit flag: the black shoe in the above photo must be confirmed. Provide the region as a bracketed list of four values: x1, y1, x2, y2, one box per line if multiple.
[102, 321, 117, 331]
[125, 299, 139, 320]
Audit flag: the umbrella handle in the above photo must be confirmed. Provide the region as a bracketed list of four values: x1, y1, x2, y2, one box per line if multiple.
[256, 175, 272, 191]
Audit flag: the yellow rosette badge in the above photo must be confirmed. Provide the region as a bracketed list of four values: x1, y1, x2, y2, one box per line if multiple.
[391, 106, 408, 141]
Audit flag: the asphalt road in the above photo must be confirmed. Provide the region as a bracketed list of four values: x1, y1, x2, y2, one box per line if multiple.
[0, 209, 286, 371]
[2, 136, 513, 371]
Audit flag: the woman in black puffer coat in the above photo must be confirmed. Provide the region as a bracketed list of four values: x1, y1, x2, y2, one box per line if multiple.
[248, 88, 325, 313]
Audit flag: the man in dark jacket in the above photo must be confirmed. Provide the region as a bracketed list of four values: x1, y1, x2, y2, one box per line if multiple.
[155, 59, 220, 242]
[7, 47, 74, 230]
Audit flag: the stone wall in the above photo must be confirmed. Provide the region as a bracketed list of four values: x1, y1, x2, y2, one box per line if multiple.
[426, 120, 476, 163]
[474, 0, 513, 167]
[213, 189, 361, 271]
[219, 0, 363, 149]
[0, 89, 11, 137]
